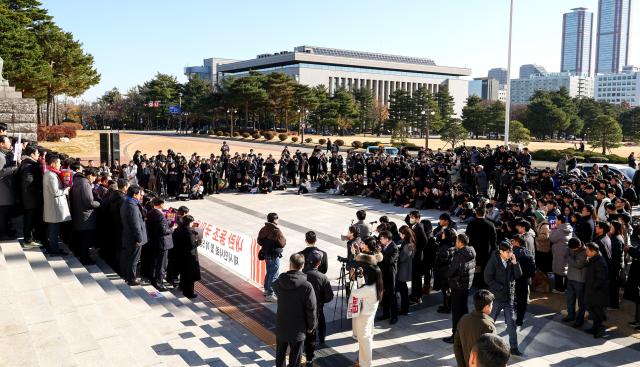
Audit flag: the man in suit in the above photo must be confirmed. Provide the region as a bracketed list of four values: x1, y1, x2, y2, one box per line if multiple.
[0, 135, 17, 239]
[69, 168, 101, 265]
[377, 230, 399, 324]
[146, 197, 174, 291]
[585, 242, 610, 338]
[465, 207, 497, 289]
[120, 185, 148, 286]
[19, 146, 44, 245]
[409, 210, 430, 304]
[298, 231, 328, 274]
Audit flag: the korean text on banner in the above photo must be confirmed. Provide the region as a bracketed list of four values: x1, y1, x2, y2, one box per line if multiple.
[194, 220, 266, 286]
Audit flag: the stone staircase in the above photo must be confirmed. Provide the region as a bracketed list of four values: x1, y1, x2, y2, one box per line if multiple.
[0, 241, 275, 367]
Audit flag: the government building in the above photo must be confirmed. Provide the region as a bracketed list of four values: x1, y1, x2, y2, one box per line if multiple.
[185, 45, 471, 116]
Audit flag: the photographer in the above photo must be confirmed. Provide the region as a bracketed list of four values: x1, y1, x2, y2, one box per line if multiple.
[258, 212, 286, 303]
[349, 253, 383, 367]
[377, 231, 399, 325]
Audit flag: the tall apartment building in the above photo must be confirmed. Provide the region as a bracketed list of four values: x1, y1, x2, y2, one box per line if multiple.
[561, 8, 594, 75]
[488, 68, 508, 86]
[595, 0, 632, 74]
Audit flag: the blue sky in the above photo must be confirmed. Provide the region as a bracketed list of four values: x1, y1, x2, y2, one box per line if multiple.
[40, 0, 639, 101]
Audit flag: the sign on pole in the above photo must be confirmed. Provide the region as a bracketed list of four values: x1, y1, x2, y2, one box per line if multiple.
[169, 106, 181, 114]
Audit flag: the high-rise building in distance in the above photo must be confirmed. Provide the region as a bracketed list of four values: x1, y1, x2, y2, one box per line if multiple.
[488, 68, 508, 86]
[519, 64, 547, 79]
[595, 0, 632, 74]
[561, 8, 593, 75]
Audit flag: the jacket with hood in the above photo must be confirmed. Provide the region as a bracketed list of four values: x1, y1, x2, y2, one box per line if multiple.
[549, 223, 572, 275]
[447, 246, 476, 291]
[257, 222, 286, 257]
[272, 270, 317, 343]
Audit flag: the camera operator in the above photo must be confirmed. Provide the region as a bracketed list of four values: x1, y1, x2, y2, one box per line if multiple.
[345, 225, 362, 263]
[349, 250, 383, 367]
[377, 231, 399, 325]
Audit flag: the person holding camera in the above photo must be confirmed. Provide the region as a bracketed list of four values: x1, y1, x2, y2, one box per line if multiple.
[349, 252, 383, 367]
[258, 212, 286, 303]
[377, 231, 399, 324]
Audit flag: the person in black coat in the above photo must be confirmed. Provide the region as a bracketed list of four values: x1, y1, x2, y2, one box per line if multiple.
[409, 211, 429, 304]
[298, 231, 328, 274]
[18, 146, 45, 245]
[511, 235, 536, 327]
[273, 254, 317, 367]
[584, 242, 609, 338]
[172, 214, 201, 298]
[607, 221, 625, 309]
[69, 169, 101, 265]
[146, 197, 174, 291]
[464, 207, 497, 289]
[576, 205, 595, 244]
[377, 230, 399, 324]
[442, 233, 476, 344]
[108, 179, 128, 275]
[623, 244, 640, 330]
[434, 227, 456, 314]
[303, 250, 334, 363]
[120, 185, 148, 285]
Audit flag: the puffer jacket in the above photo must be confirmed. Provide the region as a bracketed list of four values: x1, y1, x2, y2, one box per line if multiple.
[535, 220, 551, 253]
[272, 271, 317, 343]
[447, 246, 476, 291]
[549, 223, 572, 275]
[434, 240, 456, 291]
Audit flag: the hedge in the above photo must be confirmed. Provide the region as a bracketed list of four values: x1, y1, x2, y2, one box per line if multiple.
[305, 138, 313, 143]
[232, 131, 240, 137]
[392, 142, 421, 151]
[531, 148, 626, 164]
[291, 136, 299, 143]
[215, 131, 223, 136]
[351, 141, 363, 149]
[252, 132, 261, 139]
[278, 133, 288, 141]
[241, 132, 251, 138]
[37, 125, 77, 142]
[318, 138, 327, 145]
[263, 132, 275, 140]
[362, 141, 382, 148]
[334, 139, 345, 147]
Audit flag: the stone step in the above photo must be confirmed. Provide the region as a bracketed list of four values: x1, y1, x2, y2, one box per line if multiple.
[89, 254, 274, 365]
[0, 242, 77, 367]
[54, 254, 190, 367]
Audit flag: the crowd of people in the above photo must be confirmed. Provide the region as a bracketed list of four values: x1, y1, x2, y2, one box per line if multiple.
[0, 130, 202, 298]
[2, 127, 640, 367]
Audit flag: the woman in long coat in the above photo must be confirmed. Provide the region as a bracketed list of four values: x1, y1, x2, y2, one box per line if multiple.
[172, 214, 201, 298]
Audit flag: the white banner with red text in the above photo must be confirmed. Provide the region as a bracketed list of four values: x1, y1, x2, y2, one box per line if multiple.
[194, 220, 266, 286]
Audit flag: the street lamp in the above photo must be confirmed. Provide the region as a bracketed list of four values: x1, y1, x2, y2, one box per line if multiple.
[227, 108, 237, 136]
[297, 108, 309, 144]
[504, 0, 514, 146]
[178, 92, 183, 135]
[421, 109, 436, 149]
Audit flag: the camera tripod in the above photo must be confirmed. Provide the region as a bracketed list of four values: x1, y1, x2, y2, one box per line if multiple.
[332, 260, 350, 329]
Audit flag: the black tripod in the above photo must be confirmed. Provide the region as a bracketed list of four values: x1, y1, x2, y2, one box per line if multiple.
[333, 260, 350, 329]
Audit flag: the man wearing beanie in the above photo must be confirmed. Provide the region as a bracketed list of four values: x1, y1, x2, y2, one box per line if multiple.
[484, 240, 523, 356]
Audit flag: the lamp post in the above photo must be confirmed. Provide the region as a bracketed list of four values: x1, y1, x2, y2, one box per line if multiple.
[297, 108, 309, 144]
[421, 109, 436, 149]
[504, 0, 514, 146]
[227, 108, 237, 136]
[178, 92, 182, 134]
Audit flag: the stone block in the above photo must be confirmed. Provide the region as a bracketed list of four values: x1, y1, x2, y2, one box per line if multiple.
[0, 100, 13, 113]
[0, 113, 12, 123]
[12, 113, 37, 124]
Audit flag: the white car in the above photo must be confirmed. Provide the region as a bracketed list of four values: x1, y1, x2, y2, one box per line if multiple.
[577, 163, 635, 181]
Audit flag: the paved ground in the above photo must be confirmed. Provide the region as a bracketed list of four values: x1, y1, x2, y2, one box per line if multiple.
[174, 189, 640, 367]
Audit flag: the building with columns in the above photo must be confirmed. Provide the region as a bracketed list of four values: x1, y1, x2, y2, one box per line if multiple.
[212, 45, 471, 116]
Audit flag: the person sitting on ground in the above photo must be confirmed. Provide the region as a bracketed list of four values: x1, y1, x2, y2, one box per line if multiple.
[259, 175, 273, 194]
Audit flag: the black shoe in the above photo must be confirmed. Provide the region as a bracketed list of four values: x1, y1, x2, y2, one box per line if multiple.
[510, 348, 523, 357]
[593, 328, 605, 338]
[389, 317, 398, 325]
[629, 321, 640, 327]
[562, 316, 575, 323]
[155, 285, 168, 292]
[442, 336, 454, 344]
[409, 298, 422, 306]
[573, 321, 584, 328]
[376, 315, 390, 322]
[127, 280, 141, 286]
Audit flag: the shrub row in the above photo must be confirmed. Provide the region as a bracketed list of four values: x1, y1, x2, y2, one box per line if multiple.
[531, 148, 626, 164]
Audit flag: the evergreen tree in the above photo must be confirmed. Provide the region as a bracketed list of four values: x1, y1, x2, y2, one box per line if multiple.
[435, 85, 455, 128]
[589, 115, 623, 154]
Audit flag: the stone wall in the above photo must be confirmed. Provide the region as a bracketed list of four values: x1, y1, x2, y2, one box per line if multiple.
[0, 85, 37, 141]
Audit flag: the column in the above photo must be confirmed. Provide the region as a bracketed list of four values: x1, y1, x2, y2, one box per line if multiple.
[384, 80, 389, 104]
[328, 77, 333, 95]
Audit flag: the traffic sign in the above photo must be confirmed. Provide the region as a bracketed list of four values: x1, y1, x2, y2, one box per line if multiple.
[169, 106, 181, 114]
